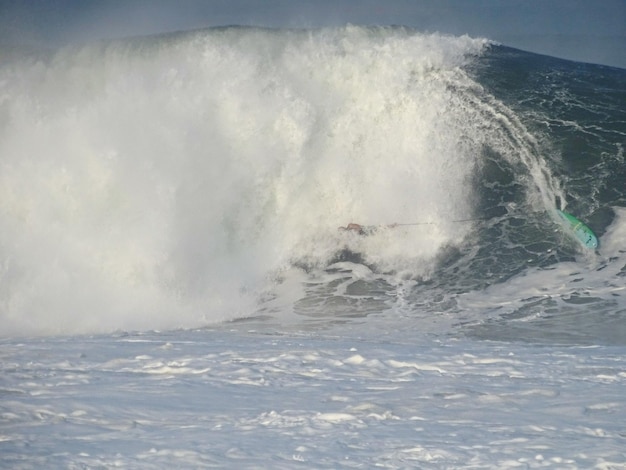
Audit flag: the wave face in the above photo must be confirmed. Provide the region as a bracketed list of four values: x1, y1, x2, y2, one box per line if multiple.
[0, 26, 625, 341]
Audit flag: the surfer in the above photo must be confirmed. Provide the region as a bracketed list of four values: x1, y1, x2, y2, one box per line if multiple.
[339, 223, 398, 235]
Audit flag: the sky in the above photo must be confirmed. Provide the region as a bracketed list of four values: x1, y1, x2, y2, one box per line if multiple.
[1, 0, 625, 68]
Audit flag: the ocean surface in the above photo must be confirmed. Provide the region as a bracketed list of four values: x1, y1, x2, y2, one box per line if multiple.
[1, 26, 625, 468]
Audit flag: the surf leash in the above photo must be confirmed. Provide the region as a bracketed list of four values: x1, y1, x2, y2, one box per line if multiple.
[394, 217, 488, 226]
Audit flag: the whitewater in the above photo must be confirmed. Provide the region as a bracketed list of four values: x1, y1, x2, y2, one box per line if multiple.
[1, 26, 625, 468]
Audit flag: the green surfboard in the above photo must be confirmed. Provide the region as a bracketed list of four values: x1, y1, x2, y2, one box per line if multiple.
[557, 210, 598, 249]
